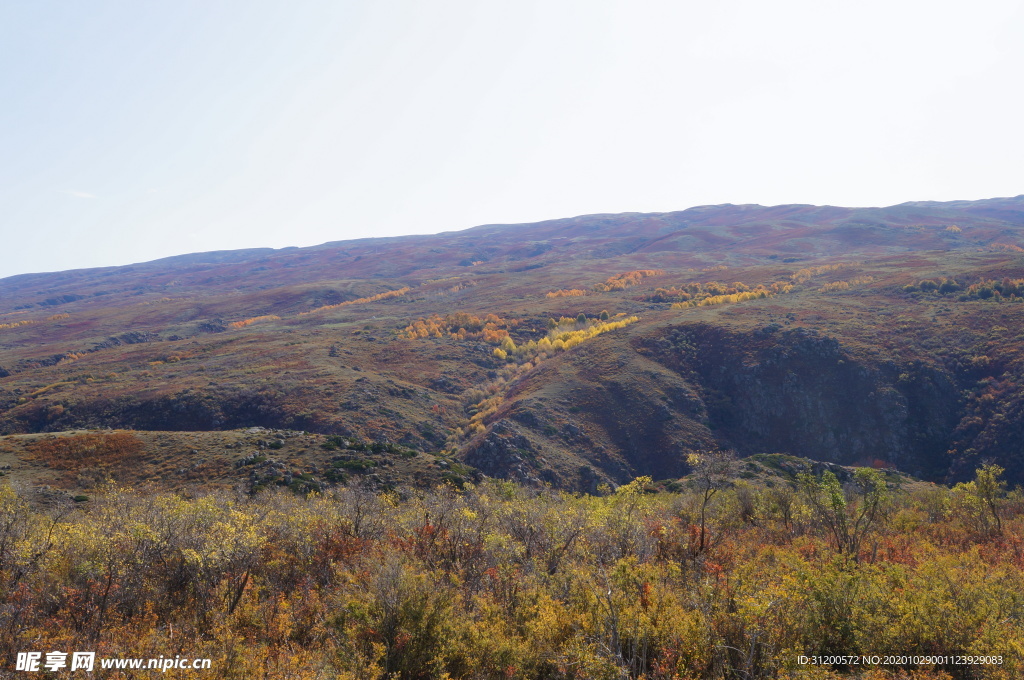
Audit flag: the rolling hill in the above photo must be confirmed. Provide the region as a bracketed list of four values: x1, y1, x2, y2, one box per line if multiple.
[3, 195, 1024, 495]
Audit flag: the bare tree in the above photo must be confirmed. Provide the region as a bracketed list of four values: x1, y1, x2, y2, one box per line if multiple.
[686, 450, 737, 556]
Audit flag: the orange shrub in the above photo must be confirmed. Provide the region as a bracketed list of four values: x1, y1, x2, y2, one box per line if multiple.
[545, 289, 588, 298]
[593, 269, 664, 292]
[228, 314, 282, 329]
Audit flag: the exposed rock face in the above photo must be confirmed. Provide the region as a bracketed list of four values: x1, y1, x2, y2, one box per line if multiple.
[651, 324, 962, 479]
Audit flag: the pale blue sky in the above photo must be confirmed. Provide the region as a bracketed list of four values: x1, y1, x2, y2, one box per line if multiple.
[2, 0, 1023, 279]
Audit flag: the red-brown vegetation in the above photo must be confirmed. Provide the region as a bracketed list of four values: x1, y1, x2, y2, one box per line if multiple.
[25, 431, 145, 471]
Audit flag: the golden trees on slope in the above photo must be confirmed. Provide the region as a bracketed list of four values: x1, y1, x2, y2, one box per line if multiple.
[399, 312, 517, 341]
[300, 287, 412, 316]
[546, 270, 664, 298]
[402, 312, 640, 443]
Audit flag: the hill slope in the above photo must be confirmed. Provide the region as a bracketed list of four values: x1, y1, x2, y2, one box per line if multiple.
[3, 196, 1024, 493]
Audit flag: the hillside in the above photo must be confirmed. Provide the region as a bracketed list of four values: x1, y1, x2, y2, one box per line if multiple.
[3, 196, 1024, 495]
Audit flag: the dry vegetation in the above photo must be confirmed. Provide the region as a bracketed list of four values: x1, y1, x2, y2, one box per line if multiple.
[3, 198, 1024, 676]
[400, 312, 518, 342]
[546, 270, 665, 298]
[24, 431, 144, 471]
[301, 286, 413, 316]
[0, 429, 462, 498]
[0, 459, 1021, 679]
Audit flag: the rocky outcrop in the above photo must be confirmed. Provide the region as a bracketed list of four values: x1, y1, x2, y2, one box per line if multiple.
[652, 324, 962, 480]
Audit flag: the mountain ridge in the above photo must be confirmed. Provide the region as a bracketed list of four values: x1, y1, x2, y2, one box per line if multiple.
[5, 195, 1024, 291]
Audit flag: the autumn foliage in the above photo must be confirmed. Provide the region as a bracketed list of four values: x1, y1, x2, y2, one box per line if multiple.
[819, 276, 875, 292]
[25, 431, 145, 471]
[400, 312, 518, 342]
[593, 270, 665, 292]
[228, 314, 282, 329]
[495, 314, 640, 361]
[1, 465, 1022, 679]
[0, 313, 71, 331]
[301, 286, 412, 316]
[664, 282, 794, 309]
[904, 276, 1024, 302]
[0, 319, 36, 329]
[545, 270, 664, 298]
[790, 263, 851, 284]
[402, 313, 640, 442]
[642, 281, 793, 305]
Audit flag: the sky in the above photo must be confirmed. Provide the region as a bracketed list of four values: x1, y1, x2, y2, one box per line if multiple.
[2, 0, 1023, 279]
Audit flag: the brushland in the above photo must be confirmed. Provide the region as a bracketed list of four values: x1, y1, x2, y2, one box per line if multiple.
[0, 457, 1021, 679]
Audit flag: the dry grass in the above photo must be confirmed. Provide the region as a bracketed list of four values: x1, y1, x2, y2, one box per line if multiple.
[25, 431, 145, 471]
